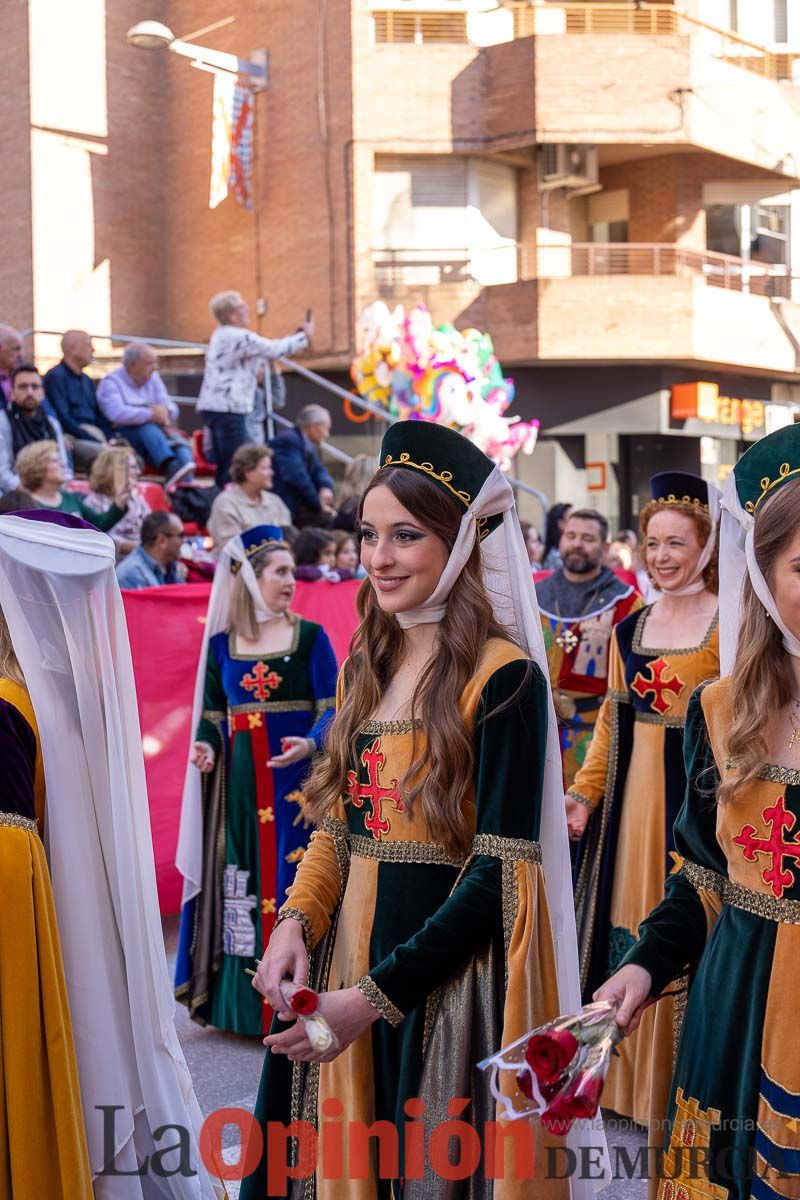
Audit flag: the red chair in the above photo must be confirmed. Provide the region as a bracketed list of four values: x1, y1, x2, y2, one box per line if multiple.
[192, 428, 216, 479]
[136, 481, 169, 511]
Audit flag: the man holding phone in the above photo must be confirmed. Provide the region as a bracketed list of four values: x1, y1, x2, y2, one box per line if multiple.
[197, 290, 313, 487]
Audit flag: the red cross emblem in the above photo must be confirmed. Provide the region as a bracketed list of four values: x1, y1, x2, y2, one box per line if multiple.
[240, 662, 283, 702]
[346, 738, 403, 840]
[630, 657, 686, 716]
[733, 796, 800, 899]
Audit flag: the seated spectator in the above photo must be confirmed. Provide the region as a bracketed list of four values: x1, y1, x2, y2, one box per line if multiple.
[270, 404, 335, 528]
[83, 447, 151, 560]
[207, 442, 291, 552]
[197, 289, 313, 487]
[97, 343, 194, 487]
[16, 440, 128, 532]
[116, 511, 186, 589]
[44, 330, 113, 472]
[520, 520, 544, 567]
[332, 530, 364, 580]
[333, 453, 377, 533]
[0, 325, 22, 408]
[293, 527, 338, 581]
[0, 364, 70, 492]
[0, 487, 35, 515]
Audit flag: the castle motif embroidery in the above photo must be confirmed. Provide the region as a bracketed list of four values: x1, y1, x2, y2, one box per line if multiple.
[222, 864, 257, 957]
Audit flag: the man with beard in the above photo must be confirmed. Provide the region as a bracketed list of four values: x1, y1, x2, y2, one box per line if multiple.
[536, 508, 641, 788]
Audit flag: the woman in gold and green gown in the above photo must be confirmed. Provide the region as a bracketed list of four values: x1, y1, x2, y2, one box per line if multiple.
[240, 420, 596, 1200]
[567, 472, 720, 1137]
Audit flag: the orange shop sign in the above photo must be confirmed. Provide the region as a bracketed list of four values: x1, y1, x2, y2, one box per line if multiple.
[670, 382, 765, 437]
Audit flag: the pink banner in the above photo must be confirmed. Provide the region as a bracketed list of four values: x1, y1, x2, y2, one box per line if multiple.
[123, 580, 360, 913]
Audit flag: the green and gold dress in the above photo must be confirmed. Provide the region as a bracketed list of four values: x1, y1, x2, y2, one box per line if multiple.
[623, 677, 800, 1200]
[241, 639, 569, 1200]
[569, 604, 719, 1128]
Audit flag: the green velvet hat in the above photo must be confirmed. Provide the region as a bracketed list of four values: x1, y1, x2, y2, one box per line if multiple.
[733, 423, 800, 515]
[378, 421, 502, 535]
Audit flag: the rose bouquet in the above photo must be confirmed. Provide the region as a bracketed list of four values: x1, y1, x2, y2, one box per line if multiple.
[478, 1001, 621, 1132]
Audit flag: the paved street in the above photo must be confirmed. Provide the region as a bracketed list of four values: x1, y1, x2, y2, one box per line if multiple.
[166, 917, 648, 1199]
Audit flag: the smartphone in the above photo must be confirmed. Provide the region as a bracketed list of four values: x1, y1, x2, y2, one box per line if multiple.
[112, 448, 129, 496]
[306, 308, 312, 323]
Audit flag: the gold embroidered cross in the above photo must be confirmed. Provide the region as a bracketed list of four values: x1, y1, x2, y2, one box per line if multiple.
[258, 806, 274, 823]
[262, 897, 276, 915]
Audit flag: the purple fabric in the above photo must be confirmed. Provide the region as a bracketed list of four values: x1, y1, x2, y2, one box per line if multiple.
[9, 509, 94, 531]
[0, 696, 37, 821]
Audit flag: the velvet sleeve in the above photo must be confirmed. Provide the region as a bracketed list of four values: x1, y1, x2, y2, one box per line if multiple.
[307, 625, 338, 751]
[76, 496, 129, 532]
[568, 629, 627, 810]
[619, 682, 726, 996]
[194, 642, 226, 756]
[365, 659, 547, 1021]
[0, 697, 38, 822]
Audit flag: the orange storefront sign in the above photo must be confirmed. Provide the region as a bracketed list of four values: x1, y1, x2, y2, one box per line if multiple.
[671, 382, 765, 437]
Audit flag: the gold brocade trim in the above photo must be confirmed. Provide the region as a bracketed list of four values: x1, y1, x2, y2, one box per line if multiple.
[422, 985, 443, 1057]
[381, 452, 471, 507]
[0, 811, 38, 834]
[314, 696, 335, 718]
[724, 879, 800, 924]
[757, 762, 800, 786]
[228, 700, 313, 716]
[276, 906, 313, 943]
[471, 833, 542, 863]
[672, 971, 689, 1063]
[635, 711, 686, 728]
[607, 687, 630, 704]
[745, 461, 800, 513]
[679, 859, 725, 895]
[226, 619, 300, 661]
[350, 835, 464, 867]
[360, 717, 423, 736]
[501, 858, 516, 985]
[654, 493, 709, 512]
[200, 708, 225, 722]
[319, 816, 351, 894]
[356, 974, 404, 1027]
[632, 608, 719, 658]
[567, 788, 597, 813]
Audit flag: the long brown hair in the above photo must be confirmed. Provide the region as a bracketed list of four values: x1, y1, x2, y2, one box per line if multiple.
[639, 500, 719, 594]
[719, 477, 800, 805]
[0, 605, 25, 686]
[303, 466, 515, 852]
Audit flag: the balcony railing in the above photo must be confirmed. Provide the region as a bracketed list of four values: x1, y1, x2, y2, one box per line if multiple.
[372, 3, 798, 80]
[372, 243, 797, 298]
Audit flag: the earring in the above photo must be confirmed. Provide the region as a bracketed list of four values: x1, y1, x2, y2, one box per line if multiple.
[764, 608, 772, 622]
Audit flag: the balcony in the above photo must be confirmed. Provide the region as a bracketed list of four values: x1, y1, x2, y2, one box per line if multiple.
[369, 243, 800, 374]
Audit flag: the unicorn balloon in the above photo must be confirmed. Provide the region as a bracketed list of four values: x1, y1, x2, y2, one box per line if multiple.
[351, 301, 539, 471]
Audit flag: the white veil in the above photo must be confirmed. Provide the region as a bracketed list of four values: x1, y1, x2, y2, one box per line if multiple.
[0, 514, 219, 1198]
[392, 465, 609, 1194]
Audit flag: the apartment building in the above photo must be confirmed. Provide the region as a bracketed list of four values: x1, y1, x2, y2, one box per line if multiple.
[4, 0, 800, 522]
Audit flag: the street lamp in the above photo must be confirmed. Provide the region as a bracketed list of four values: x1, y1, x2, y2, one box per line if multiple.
[126, 19, 268, 87]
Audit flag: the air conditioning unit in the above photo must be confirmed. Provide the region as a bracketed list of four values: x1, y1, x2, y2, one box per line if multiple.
[540, 143, 599, 191]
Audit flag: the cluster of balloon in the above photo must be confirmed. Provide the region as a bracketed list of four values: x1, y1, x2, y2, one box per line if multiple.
[350, 301, 539, 472]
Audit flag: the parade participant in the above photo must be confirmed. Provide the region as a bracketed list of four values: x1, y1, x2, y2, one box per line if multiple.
[0, 510, 219, 1197]
[567, 473, 720, 1136]
[0, 600, 92, 1197]
[175, 525, 338, 1035]
[536, 508, 641, 788]
[598, 425, 800, 1200]
[241, 423, 603, 1200]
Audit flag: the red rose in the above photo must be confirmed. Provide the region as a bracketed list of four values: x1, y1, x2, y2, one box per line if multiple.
[290, 986, 319, 1016]
[524, 1029, 579, 1083]
[516, 1068, 534, 1100]
[516, 1068, 568, 1104]
[561, 1073, 604, 1120]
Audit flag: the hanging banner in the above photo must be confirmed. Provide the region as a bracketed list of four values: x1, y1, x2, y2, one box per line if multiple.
[209, 72, 235, 209]
[229, 84, 254, 210]
[122, 579, 360, 913]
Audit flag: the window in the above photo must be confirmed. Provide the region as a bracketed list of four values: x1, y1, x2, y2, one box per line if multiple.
[706, 204, 741, 258]
[752, 204, 789, 266]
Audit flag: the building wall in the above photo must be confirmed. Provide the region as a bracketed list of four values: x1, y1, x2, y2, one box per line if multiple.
[0, 0, 34, 335]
